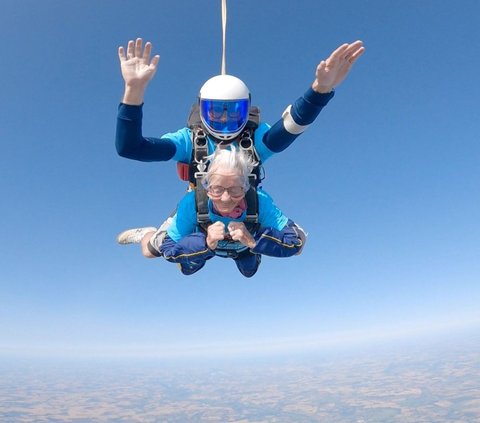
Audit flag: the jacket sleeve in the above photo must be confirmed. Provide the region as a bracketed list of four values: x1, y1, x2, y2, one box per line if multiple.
[159, 233, 215, 265]
[115, 103, 177, 162]
[251, 219, 305, 258]
[261, 88, 335, 154]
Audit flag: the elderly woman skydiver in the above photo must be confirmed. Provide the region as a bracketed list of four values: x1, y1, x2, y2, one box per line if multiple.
[118, 147, 306, 278]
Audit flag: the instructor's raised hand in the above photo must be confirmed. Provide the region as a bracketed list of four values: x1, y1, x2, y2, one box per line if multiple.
[118, 38, 160, 105]
[312, 40, 365, 94]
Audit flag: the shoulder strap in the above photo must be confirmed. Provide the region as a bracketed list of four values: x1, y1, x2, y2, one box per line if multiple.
[194, 171, 210, 229]
[238, 129, 261, 180]
[246, 105, 260, 129]
[187, 102, 202, 129]
[244, 175, 259, 225]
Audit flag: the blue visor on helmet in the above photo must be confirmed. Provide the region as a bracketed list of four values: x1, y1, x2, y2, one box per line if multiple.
[200, 99, 249, 135]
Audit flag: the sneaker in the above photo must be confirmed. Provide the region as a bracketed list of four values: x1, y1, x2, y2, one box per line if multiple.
[116, 227, 157, 245]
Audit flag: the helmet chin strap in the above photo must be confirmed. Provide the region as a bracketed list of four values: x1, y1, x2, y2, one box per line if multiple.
[221, 0, 227, 75]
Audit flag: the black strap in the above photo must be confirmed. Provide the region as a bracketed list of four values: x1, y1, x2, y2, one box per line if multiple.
[195, 172, 210, 225]
[244, 183, 259, 226]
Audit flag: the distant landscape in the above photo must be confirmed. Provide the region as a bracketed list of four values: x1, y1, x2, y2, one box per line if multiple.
[1, 332, 479, 422]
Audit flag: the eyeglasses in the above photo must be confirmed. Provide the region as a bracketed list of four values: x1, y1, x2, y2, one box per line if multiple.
[207, 185, 245, 198]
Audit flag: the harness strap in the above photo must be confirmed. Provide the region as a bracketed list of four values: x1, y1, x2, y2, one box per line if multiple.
[244, 176, 259, 225]
[194, 171, 209, 224]
[239, 129, 259, 165]
[192, 128, 208, 172]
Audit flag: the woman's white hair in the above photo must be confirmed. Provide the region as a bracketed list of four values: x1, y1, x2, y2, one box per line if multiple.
[203, 146, 254, 191]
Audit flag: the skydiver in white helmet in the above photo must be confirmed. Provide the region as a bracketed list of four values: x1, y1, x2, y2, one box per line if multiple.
[115, 38, 364, 275]
[116, 38, 364, 162]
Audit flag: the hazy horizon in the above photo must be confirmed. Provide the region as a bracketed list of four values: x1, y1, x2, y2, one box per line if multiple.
[2, 330, 479, 422]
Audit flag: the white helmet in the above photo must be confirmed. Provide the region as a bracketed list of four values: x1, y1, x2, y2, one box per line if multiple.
[199, 74, 250, 141]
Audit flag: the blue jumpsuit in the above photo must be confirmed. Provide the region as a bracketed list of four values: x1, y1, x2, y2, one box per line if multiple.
[158, 190, 304, 277]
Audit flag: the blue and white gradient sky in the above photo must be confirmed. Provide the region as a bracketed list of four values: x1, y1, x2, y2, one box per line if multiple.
[1, 0, 479, 359]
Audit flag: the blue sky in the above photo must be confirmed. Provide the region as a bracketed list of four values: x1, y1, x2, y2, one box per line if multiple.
[1, 0, 479, 359]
